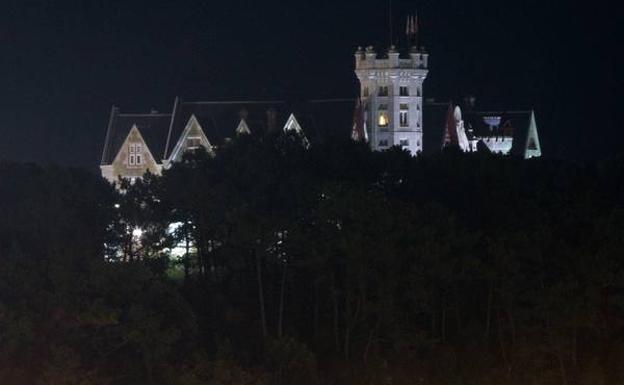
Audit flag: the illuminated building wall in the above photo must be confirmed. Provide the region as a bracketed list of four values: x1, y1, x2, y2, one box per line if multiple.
[354, 45, 429, 154]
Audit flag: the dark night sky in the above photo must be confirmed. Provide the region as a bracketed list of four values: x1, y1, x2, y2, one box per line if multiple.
[0, 0, 618, 167]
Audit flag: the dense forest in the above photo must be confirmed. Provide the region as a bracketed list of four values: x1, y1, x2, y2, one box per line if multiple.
[1, 134, 623, 385]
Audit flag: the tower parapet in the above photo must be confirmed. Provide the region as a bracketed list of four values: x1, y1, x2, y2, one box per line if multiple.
[354, 45, 429, 154]
[355, 46, 429, 70]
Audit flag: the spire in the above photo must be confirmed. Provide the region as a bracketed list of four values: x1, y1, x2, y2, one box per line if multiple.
[351, 98, 367, 142]
[442, 102, 459, 148]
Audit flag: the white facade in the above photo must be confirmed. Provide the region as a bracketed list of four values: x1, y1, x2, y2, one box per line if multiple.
[355, 45, 429, 155]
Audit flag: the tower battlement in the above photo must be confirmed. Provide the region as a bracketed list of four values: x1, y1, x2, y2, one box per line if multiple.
[354, 46, 429, 71]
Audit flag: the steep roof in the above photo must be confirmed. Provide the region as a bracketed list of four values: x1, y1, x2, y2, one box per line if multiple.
[463, 110, 534, 156]
[422, 101, 451, 154]
[100, 108, 172, 165]
[164, 100, 288, 159]
[421, 100, 539, 157]
[286, 99, 356, 144]
[101, 98, 539, 165]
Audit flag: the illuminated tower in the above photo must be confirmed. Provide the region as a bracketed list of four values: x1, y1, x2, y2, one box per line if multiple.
[354, 45, 429, 154]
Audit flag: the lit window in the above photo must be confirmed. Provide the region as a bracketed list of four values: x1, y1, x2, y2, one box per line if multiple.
[400, 104, 409, 127]
[378, 112, 389, 127]
[378, 140, 389, 147]
[400, 86, 409, 96]
[378, 86, 389, 96]
[399, 139, 409, 147]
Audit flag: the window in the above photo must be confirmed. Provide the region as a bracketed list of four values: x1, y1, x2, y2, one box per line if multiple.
[378, 140, 389, 147]
[417, 86, 422, 97]
[399, 139, 409, 147]
[187, 137, 202, 149]
[378, 104, 389, 128]
[378, 112, 389, 127]
[363, 87, 369, 97]
[400, 86, 409, 96]
[528, 138, 537, 150]
[378, 86, 389, 97]
[128, 143, 143, 166]
[399, 104, 409, 127]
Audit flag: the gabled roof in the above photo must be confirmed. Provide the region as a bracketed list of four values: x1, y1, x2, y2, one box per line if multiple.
[167, 114, 215, 163]
[463, 110, 535, 156]
[235, 118, 251, 136]
[286, 99, 356, 144]
[164, 100, 288, 159]
[101, 107, 172, 165]
[283, 113, 304, 134]
[112, 125, 159, 166]
[421, 101, 540, 157]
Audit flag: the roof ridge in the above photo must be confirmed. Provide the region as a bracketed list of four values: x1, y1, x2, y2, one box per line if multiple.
[469, 110, 532, 114]
[116, 113, 172, 117]
[182, 100, 286, 105]
[308, 98, 356, 103]
[100, 105, 118, 165]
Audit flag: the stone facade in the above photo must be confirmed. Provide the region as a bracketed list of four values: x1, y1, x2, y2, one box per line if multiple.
[354, 45, 429, 155]
[99, 101, 315, 185]
[101, 125, 162, 183]
[100, 43, 543, 184]
[442, 106, 542, 159]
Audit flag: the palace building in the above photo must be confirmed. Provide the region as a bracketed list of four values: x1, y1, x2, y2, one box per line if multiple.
[100, 99, 355, 184]
[100, 38, 541, 183]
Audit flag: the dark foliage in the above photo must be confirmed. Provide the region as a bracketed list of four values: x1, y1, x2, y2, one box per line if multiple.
[1, 139, 623, 385]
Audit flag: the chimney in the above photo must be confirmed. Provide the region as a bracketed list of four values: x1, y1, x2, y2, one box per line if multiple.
[388, 45, 399, 67]
[421, 47, 429, 68]
[462, 95, 476, 111]
[365, 46, 377, 63]
[409, 46, 422, 68]
[354, 46, 365, 69]
[266, 108, 277, 133]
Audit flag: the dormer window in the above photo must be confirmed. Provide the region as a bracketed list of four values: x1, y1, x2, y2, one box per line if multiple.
[378, 86, 389, 97]
[400, 86, 409, 96]
[186, 137, 202, 149]
[128, 143, 143, 167]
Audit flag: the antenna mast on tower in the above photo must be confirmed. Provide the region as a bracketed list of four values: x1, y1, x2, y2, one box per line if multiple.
[405, 11, 419, 48]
